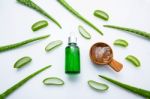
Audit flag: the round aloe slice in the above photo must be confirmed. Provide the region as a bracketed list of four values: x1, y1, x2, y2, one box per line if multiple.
[45, 40, 63, 52]
[43, 77, 64, 85]
[78, 25, 91, 39]
[14, 56, 32, 68]
[88, 80, 109, 91]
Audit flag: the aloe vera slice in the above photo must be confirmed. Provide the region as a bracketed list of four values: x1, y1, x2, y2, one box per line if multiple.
[94, 10, 109, 21]
[125, 55, 141, 67]
[32, 20, 48, 31]
[43, 77, 64, 85]
[113, 39, 128, 47]
[45, 40, 63, 52]
[78, 25, 91, 39]
[88, 80, 109, 91]
[14, 56, 32, 68]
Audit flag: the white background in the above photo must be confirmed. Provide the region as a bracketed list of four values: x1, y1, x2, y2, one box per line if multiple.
[0, 0, 150, 99]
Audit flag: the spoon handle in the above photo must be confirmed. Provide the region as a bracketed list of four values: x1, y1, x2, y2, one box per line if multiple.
[108, 59, 123, 72]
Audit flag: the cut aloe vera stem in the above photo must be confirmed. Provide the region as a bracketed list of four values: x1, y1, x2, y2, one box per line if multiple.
[125, 55, 141, 67]
[94, 10, 109, 21]
[14, 56, 32, 68]
[32, 20, 48, 31]
[57, 0, 103, 35]
[88, 80, 109, 91]
[0, 34, 50, 52]
[43, 77, 64, 85]
[45, 40, 63, 52]
[113, 39, 128, 47]
[103, 25, 150, 40]
[99, 75, 150, 98]
[0, 65, 51, 98]
[17, 0, 61, 28]
[78, 25, 91, 39]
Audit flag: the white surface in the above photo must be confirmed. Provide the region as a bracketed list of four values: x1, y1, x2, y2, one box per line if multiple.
[0, 0, 150, 99]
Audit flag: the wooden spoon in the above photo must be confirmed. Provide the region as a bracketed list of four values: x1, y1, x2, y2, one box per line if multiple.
[90, 42, 123, 72]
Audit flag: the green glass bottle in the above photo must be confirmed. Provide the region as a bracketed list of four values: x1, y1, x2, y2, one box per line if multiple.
[65, 34, 80, 74]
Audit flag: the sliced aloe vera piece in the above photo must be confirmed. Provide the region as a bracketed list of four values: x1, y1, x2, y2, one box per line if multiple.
[94, 10, 109, 21]
[14, 56, 32, 68]
[125, 55, 141, 67]
[88, 80, 109, 91]
[78, 25, 91, 39]
[113, 39, 128, 47]
[32, 20, 48, 31]
[43, 77, 64, 85]
[45, 40, 63, 52]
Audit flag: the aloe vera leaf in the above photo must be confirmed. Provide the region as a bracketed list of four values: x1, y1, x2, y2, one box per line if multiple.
[99, 75, 150, 98]
[14, 56, 32, 68]
[45, 40, 63, 52]
[88, 80, 109, 91]
[57, 0, 103, 35]
[94, 10, 109, 21]
[43, 77, 64, 85]
[0, 34, 50, 52]
[78, 25, 91, 39]
[125, 55, 141, 67]
[113, 39, 128, 47]
[17, 0, 61, 28]
[103, 25, 150, 40]
[32, 20, 48, 31]
[0, 65, 51, 99]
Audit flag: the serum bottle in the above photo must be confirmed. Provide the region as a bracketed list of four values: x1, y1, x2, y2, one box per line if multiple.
[65, 34, 80, 73]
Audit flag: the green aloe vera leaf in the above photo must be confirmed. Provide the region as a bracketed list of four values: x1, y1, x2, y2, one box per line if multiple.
[17, 0, 61, 28]
[0, 65, 51, 99]
[103, 25, 150, 40]
[57, 0, 103, 35]
[99, 75, 150, 98]
[0, 34, 50, 52]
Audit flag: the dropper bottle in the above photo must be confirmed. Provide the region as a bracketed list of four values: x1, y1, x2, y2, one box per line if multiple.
[65, 33, 80, 74]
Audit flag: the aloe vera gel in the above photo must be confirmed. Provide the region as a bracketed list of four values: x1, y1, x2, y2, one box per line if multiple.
[65, 34, 80, 73]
